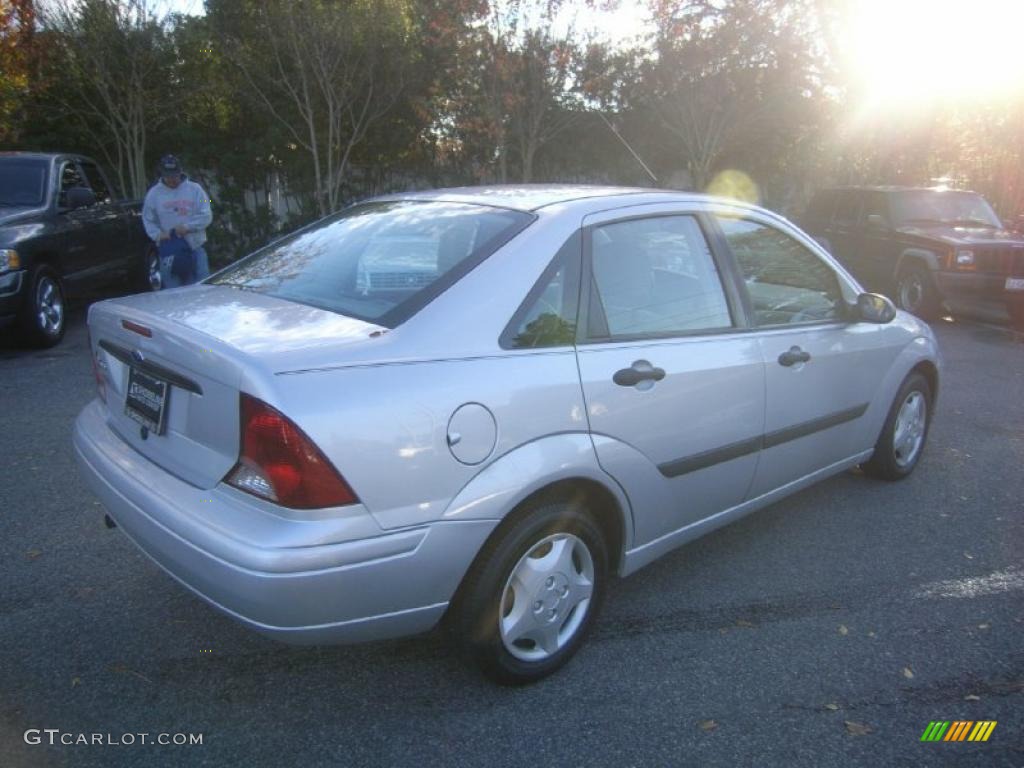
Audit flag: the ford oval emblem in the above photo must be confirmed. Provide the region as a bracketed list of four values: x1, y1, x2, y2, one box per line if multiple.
[131, 349, 145, 364]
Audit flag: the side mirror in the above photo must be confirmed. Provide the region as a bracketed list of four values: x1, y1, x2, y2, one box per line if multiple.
[865, 214, 888, 231]
[65, 186, 96, 209]
[855, 292, 897, 324]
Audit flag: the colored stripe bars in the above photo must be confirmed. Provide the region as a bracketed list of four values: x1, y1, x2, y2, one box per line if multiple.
[920, 721, 997, 742]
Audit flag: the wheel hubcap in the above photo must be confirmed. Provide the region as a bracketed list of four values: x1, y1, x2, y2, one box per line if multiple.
[499, 533, 595, 662]
[899, 274, 923, 311]
[36, 277, 63, 335]
[893, 391, 927, 468]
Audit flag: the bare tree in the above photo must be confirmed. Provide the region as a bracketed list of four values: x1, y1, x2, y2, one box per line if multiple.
[41, 0, 174, 198]
[225, 0, 409, 216]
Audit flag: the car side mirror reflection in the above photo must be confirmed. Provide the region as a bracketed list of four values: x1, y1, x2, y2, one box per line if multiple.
[856, 292, 897, 324]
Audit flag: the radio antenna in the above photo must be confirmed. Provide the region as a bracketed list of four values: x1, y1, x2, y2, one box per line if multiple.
[599, 112, 658, 184]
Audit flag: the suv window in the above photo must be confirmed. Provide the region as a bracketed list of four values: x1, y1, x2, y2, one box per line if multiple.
[862, 191, 890, 226]
[805, 190, 837, 223]
[79, 161, 113, 203]
[714, 216, 844, 326]
[587, 215, 733, 339]
[833, 190, 862, 227]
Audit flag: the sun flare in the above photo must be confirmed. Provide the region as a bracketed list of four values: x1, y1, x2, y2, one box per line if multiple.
[845, 0, 1024, 107]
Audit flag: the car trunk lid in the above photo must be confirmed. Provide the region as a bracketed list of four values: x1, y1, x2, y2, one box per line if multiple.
[88, 285, 386, 489]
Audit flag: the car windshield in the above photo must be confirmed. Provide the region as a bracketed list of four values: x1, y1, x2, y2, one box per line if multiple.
[208, 200, 533, 326]
[0, 158, 48, 207]
[890, 190, 1002, 228]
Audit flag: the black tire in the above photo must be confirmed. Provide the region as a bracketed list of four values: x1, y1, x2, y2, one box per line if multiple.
[895, 264, 941, 320]
[861, 372, 932, 481]
[17, 266, 66, 348]
[448, 499, 609, 685]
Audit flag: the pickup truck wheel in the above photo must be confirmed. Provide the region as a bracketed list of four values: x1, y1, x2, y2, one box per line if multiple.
[448, 500, 608, 685]
[135, 245, 161, 292]
[896, 265, 941, 320]
[861, 372, 932, 481]
[18, 267, 66, 348]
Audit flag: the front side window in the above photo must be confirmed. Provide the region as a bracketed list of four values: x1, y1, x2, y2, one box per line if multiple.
[79, 162, 113, 203]
[209, 201, 533, 326]
[587, 215, 733, 339]
[58, 163, 85, 207]
[832, 191, 862, 227]
[715, 216, 844, 326]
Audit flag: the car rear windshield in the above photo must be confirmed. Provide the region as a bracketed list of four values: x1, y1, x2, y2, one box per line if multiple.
[0, 158, 48, 207]
[890, 191, 1002, 228]
[208, 201, 533, 326]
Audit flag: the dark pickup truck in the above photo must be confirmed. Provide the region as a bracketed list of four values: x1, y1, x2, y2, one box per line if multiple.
[802, 186, 1024, 321]
[0, 152, 155, 347]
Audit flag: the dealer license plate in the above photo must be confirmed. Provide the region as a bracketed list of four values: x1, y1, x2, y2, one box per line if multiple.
[125, 367, 169, 435]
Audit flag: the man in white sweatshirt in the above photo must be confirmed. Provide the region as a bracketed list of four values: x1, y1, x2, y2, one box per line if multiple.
[142, 154, 213, 289]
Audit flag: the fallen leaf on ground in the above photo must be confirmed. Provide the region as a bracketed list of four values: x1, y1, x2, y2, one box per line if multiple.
[978, 623, 990, 630]
[868, 631, 876, 638]
[964, 694, 980, 701]
[698, 720, 718, 732]
[845, 721, 873, 736]
[838, 624, 849, 636]
[824, 703, 840, 711]
[25, 549, 42, 560]
[71, 677, 81, 687]
[902, 667, 914, 679]
[964, 552, 974, 560]
[108, 663, 152, 684]
[735, 619, 755, 629]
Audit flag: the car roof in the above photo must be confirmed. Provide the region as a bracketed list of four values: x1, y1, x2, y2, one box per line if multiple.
[372, 184, 727, 213]
[819, 185, 981, 194]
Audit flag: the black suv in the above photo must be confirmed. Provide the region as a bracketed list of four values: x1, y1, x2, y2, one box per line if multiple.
[802, 186, 1024, 320]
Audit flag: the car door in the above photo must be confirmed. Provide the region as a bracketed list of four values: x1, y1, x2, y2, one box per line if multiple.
[574, 206, 765, 546]
[825, 190, 864, 275]
[54, 160, 107, 289]
[709, 212, 899, 498]
[78, 159, 135, 282]
[858, 190, 899, 291]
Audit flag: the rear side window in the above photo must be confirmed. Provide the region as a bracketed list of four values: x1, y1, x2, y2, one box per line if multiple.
[209, 201, 533, 326]
[805, 190, 836, 222]
[715, 216, 843, 326]
[503, 232, 581, 349]
[833, 191, 862, 227]
[0, 158, 48, 206]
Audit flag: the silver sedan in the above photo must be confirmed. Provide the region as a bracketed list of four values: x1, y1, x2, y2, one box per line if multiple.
[73, 186, 940, 683]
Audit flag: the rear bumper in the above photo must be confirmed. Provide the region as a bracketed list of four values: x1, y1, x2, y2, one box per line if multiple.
[72, 399, 496, 644]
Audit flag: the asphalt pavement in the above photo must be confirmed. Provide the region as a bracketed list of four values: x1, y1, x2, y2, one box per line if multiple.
[1, 304, 1021, 767]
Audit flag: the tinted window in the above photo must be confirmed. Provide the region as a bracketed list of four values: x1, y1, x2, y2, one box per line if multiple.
[58, 163, 86, 207]
[715, 216, 843, 326]
[889, 190, 1002, 228]
[0, 158, 48, 206]
[833, 191, 861, 227]
[209, 201, 532, 325]
[506, 233, 580, 349]
[862, 192, 890, 225]
[79, 162, 113, 203]
[805, 190, 836, 222]
[588, 215, 733, 338]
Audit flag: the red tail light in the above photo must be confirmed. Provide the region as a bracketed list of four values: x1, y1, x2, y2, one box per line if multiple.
[225, 394, 358, 509]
